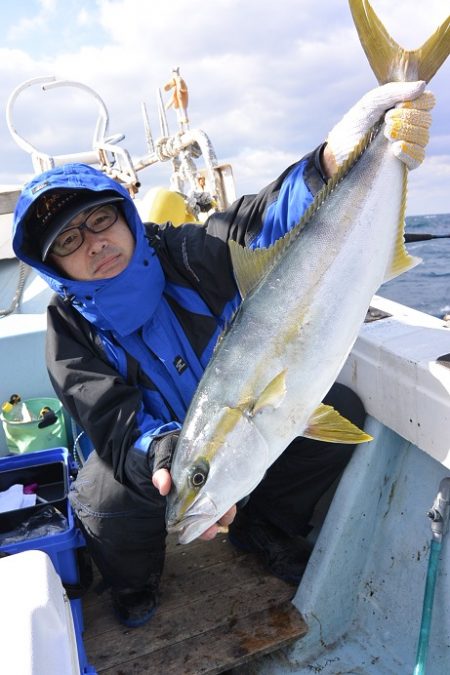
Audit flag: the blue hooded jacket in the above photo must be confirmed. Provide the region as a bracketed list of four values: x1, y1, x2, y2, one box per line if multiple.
[12, 156, 323, 490]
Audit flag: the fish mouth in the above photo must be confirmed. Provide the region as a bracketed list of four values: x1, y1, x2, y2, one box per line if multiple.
[166, 494, 219, 544]
[167, 513, 216, 544]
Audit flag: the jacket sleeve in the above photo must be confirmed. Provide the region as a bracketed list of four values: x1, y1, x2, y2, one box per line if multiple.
[204, 145, 327, 248]
[46, 296, 177, 492]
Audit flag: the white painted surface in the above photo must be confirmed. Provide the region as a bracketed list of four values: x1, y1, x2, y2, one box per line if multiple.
[0, 550, 80, 674]
[339, 295, 450, 466]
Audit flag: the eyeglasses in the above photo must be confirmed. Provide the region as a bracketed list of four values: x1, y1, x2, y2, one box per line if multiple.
[50, 204, 120, 257]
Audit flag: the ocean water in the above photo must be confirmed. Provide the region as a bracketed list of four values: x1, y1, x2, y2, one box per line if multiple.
[379, 212, 450, 319]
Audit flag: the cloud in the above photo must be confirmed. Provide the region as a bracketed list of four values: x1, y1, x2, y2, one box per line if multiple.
[0, 0, 449, 218]
[6, 0, 57, 41]
[408, 154, 450, 215]
[77, 8, 90, 27]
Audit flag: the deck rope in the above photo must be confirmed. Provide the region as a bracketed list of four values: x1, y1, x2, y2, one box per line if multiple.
[0, 261, 31, 317]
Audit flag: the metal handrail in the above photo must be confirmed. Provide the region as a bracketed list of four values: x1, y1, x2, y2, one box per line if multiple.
[6, 72, 236, 207]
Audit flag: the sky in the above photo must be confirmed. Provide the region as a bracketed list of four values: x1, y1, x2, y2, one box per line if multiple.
[1, 0, 449, 217]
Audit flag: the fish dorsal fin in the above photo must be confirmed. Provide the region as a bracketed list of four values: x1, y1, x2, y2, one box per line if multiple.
[303, 402, 373, 444]
[228, 240, 282, 299]
[384, 166, 421, 282]
[350, 0, 450, 84]
[228, 132, 371, 300]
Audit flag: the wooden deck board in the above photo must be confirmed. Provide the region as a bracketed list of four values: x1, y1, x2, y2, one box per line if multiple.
[83, 534, 308, 674]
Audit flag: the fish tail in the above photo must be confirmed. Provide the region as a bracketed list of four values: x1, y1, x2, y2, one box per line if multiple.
[349, 0, 450, 83]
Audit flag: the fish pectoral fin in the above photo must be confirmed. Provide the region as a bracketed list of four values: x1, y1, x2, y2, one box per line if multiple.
[303, 403, 373, 444]
[251, 370, 287, 415]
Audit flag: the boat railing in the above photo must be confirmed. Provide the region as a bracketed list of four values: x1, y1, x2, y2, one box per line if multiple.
[6, 72, 236, 210]
[6, 76, 139, 192]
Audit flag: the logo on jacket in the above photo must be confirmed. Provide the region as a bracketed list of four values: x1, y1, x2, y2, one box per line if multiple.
[174, 355, 187, 374]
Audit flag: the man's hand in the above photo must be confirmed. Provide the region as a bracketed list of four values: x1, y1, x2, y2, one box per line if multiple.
[324, 81, 434, 177]
[383, 92, 435, 170]
[198, 504, 237, 540]
[151, 431, 179, 496]
[152, 466, 172, 496]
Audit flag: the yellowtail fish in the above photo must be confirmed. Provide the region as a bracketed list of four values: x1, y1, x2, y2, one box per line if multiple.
[166, 0, 450, 544]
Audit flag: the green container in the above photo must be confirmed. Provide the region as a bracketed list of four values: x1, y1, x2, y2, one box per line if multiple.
[0, 397, 68, 455]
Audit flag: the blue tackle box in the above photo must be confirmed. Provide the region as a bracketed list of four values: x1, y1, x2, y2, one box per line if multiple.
[0, 447, 96, 674]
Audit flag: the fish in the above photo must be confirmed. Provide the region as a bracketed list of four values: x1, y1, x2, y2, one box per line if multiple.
[166, 0, 450, 544]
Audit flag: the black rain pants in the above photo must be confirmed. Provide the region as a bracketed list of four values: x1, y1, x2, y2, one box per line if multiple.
[69, 383, 366, 589]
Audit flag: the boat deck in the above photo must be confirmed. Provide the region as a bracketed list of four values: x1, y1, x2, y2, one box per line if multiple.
[83, 533, 307, 674]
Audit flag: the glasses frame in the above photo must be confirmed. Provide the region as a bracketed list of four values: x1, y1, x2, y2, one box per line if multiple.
[50, 203, 120, 258]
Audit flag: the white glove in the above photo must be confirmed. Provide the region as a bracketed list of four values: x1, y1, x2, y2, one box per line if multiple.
[326, 81, 435, 171]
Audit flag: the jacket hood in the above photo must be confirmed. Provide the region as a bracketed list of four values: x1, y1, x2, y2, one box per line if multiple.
[13, 163, 165, 336]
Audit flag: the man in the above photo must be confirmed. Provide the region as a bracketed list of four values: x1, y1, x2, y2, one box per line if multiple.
[12, 81, 433, 628]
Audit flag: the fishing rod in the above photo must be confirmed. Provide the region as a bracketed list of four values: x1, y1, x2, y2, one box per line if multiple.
[405, 233, 450, 242]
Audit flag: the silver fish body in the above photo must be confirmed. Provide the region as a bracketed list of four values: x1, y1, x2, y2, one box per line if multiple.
[167, 134, 398, 543]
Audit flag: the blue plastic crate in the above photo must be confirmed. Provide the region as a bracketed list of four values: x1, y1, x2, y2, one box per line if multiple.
[0, 448, 96, 674]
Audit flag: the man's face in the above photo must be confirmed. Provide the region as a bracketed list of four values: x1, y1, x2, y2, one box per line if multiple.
[48, 205, 135, 281]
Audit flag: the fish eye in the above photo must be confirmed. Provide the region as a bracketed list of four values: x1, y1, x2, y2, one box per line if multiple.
[189, 458, 210, 489]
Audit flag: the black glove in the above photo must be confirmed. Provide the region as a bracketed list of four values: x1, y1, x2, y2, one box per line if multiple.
[151, 431, 180, 474]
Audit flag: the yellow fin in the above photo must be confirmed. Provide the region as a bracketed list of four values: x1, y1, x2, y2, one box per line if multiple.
[228, 199, 326, 300]
[416, 17, 450, 84]
[229, 129, 376, 301]
[228, 240, 282, 299]
[349, 0, 450, 85]
[384, 166, 421, 282]
[303, 403, 373, 444]
[252, 370, 287, 416]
